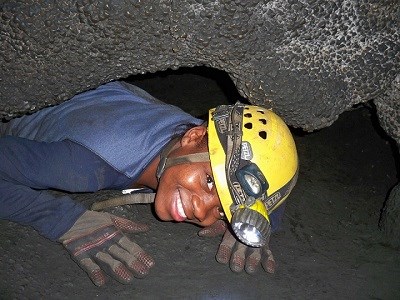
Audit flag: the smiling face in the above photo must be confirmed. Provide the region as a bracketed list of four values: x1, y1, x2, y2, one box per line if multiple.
[154, 126, 223, 227]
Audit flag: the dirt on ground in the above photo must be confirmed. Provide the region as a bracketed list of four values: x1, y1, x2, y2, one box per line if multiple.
[1, 68, 399, 299]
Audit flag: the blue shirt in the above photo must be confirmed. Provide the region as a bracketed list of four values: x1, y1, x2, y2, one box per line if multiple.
[0, 82, 202, 240]
[2, 81, 201, 179]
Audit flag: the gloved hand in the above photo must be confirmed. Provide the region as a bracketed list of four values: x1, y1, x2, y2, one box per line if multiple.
[198, 219, 276, 274]
[59, 210, 155, 286]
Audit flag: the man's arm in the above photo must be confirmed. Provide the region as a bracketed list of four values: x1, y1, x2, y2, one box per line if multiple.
[0, 136, 131, 240]
[0, 136, 155, 285]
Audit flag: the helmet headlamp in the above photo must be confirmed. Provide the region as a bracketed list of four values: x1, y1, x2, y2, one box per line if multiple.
[236, 163, 268, 199]
[231, 200, 271, 247]
[208, 102, 299, 248]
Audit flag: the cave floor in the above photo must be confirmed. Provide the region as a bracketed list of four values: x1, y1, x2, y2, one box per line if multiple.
[1, 69, 399, 299]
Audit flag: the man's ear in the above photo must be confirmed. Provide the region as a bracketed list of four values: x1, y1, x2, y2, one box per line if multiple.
[181, 126, 207, 147]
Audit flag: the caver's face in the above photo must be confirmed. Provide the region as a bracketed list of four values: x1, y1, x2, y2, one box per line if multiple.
[155, 126, 222, 227]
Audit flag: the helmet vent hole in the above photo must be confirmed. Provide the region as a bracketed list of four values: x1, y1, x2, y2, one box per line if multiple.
[259, 131, 267, 139]
[244, 122, 253, 129]
[244, 113, 252, 118]
[257, 110, 265, 114]
[259, 119, 266, 125]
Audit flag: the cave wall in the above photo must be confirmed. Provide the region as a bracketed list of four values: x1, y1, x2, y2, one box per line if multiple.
[1, 0, 399, 143]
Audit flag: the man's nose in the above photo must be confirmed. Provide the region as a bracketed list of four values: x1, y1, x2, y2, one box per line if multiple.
[192, 193, 219, 224]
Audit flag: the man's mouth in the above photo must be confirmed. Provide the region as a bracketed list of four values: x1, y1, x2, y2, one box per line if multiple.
[176, 196, 187, 219]
[172, 189, 187, 222]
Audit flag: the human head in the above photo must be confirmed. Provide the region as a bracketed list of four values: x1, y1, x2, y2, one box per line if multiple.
[154, 125, 223, 227]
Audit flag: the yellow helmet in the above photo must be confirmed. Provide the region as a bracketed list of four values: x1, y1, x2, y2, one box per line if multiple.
[208, 103, 298, 247]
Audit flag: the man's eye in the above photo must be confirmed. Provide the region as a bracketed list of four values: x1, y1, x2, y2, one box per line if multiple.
[206, 174, 214, 191]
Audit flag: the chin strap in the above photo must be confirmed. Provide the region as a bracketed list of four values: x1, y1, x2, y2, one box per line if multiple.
[156, 137, 210, 181]
[92, 137, 210, 211]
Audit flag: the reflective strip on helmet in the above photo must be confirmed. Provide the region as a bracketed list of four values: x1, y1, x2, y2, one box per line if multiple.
[263, 167, 299, 212]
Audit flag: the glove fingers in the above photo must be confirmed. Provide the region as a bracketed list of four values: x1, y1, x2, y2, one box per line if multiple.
[230, 242, 247, 273]
[95, 251, 134, 284]
[78, 257, 107, 287]
[216, 230, 237, 265]
[117, 236, 155, 276]
[111, 216, 149, 233]
[198, 220, 227, 237]
[245, 248, 262, 274]
[109, 243, 151, 278]
[261, 248, 276, 274]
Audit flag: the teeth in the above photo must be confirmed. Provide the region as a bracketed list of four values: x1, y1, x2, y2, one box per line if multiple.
[177, 197, 187, 219]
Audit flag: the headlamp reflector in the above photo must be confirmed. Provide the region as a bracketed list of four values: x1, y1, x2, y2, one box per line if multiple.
[231, 205, 271, 247]
[232, 222, 264, 245]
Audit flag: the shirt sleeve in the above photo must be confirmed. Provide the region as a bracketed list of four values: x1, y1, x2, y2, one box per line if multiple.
[0, 136, 132, 240]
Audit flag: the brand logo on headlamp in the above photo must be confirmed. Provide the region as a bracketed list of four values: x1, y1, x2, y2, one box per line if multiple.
[232, 181, 247, 203]
[215, 118, 228, 134]
[265, 192, 281, 209]
[241, 141, 253, 160]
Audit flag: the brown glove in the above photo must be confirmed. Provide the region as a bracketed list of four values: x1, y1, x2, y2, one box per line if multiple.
[198, 219, 276, 274]
[59, 211, 154, 286]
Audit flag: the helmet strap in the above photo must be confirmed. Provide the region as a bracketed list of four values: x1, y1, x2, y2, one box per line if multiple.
[156, 137, 210, 181]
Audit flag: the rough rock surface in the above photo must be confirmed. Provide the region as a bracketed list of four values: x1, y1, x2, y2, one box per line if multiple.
[376, 74, 400, 243]
[1, 1, 399, 139]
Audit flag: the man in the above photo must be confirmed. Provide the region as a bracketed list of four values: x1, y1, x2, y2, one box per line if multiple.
[0, 81, 298, 286]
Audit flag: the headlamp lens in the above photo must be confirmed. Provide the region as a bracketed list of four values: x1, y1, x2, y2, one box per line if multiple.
[231, 206, 271, 247]
[236, 162, 268, 198]
[232, 222, 264, 245]
[244, 174, 261, 195]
